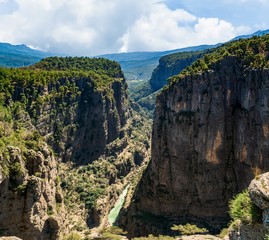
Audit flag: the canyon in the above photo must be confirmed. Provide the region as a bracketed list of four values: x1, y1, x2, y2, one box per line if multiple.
[121, 35, 269, 237]
[1, 35, 269, 240]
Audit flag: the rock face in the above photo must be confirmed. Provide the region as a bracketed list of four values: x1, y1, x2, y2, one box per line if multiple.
[13, 77, 129, 165]
[0, 58, 130, 238]
[228, 222, 267, 240]
[249, 172, 269, 210]
[249, 172, 269, 228]
[0, 144, 65, 240]
[149, 52, 203, 92]
[125, 56, 269, 236]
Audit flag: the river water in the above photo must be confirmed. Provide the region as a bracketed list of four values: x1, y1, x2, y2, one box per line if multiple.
[108, 185, 129, 225]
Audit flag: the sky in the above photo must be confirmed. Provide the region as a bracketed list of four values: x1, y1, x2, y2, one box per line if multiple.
[0, 0, 268, 56]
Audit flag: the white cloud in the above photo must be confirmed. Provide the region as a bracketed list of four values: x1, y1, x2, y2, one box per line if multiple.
[120, 3, 249, 52]
[0, 0, 253, 55]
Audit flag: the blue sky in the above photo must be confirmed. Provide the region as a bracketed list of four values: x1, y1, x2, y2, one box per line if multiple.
[0, 0, 268, 55]
[166, 0, 269, 28]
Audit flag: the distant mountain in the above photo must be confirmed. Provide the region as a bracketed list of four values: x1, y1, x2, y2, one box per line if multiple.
[100, 44, 219, 80]
[0, 43, 57, 67]
[101, 29, 269, 81]
[231, 29, 269, 41]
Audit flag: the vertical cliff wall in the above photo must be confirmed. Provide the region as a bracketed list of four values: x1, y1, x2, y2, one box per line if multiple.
[32, 77, 129, 165]
[149, 51, 203, 92]
[123, 35, 269, 237]
[0, 57, 131, 238]
[0, 142, 65, 240]
[7, 58, 130, 165]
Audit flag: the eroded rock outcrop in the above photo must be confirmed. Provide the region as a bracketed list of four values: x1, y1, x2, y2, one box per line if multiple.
[124, 54, 269, 236]
[149, 51, 203, 92]
[0, 144, 65, 240]
[13, 76, 129, 165]
[0, 57, 131, 238]
[249, 172, 269, 227]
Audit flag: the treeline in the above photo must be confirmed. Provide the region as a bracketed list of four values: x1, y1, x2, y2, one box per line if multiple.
[0, 57, 125, 105]
[169, 34, 269, 84]
[32, 57, 124, 78]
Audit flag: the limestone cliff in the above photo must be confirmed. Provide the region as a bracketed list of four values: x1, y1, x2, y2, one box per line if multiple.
[10, 58, 130, 165]
[0, 144, 65, 240]
[0, 57, 131, 238]
[149, 51, 203, 92]
[123, 35, 269, 237]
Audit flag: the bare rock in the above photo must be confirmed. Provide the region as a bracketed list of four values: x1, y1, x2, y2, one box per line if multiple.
[228, 220, 267, 240]
[0, 237, 23, 240]
[248, 172, 269, 210]
[0, 144, 65, 240]
[124, 56, 269, 237]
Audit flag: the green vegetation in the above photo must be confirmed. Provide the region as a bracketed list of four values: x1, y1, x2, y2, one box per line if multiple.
[129, 50, 207, 115]
[102, 44, 216, 81]
[100, 226, 127, 240]
[158, 51, 204, 68]
[132, 234, 174, 240]
[63, 232, 82, 240]
[168, 34, 269, 86]
[229, 190, 261, 224]
[0, 43, 54, 68]
[60, 111, 151, 222]
[170, 223, 208, 236]
[61, 160, 113, 210]
[0, 102, 46, 178]
[32, 57, 123, 78]
[0, 57, 126, 163]
[0, 58, 123, 97]
[218, 228, 229, 238]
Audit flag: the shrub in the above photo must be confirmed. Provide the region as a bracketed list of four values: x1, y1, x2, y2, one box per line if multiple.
[132, 234, 174, 240]
[228, 189, 261, 224]
[103, 226, 127, 235]
[63, 232, 82, 240]
[101, 226, 127, 240]
[170, 223, 207, 235]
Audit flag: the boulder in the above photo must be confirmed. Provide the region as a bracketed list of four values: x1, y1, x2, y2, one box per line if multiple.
[248, 172, 269, 210]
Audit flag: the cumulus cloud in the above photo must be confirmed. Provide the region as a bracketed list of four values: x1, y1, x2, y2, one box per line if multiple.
[0, 0, 250, 55]
[120, 4, 248, 52]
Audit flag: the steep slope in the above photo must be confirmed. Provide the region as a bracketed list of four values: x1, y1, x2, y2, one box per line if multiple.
[0, 103, 66, 239]
[149, 51, 204, 92]
[7, 57, 129, 165]
[122, 35, 269, 237]
[130, 51, 206, 114]
[0, 43, 56, 67]
[101, 45, 217, 81]
[0, 57, 137, 238]
[232, 29, 269, 41]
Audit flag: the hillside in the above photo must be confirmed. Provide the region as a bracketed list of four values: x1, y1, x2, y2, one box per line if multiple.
[232, 29, 269, 41]
[101, 45, 217, 81]
[122, 34, 269, 237]
[0, 57, 151, 239]
[130, 50, 208, 114]
[0, 43, 57, 67]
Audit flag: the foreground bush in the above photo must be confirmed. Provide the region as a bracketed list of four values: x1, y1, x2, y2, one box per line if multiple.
[63, 232, 82, 240]
[132, 234, 174, 240]
[229, 190, 261, 224]
[171, 223, 207, 235]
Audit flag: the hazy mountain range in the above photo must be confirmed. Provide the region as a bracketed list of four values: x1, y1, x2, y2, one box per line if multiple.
[0, 29, 268, 80]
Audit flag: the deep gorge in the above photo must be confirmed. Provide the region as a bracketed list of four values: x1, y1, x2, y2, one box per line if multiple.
[1, 35, 269, 240]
